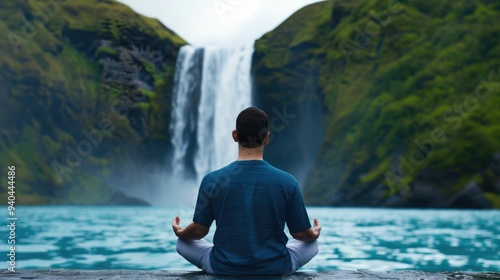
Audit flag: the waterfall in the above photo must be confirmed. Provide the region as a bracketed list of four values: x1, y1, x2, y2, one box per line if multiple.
[170, 45, 254, 182]
[170, 46, 203, 179]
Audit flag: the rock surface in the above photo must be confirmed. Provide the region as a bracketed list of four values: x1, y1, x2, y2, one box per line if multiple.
[1, 270, 499, 280]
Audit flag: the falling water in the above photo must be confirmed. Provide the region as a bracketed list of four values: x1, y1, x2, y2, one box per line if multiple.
[170, 45, 254, 183]
[170, 46, 202, 179]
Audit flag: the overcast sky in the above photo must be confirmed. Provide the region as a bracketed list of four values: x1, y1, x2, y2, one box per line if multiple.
[116, 0, 322, 46]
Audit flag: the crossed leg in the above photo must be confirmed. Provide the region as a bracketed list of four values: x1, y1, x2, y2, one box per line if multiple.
[176, 238, 319, 274]
[176, 238, 214, 274]
[286, 239, 319, 272]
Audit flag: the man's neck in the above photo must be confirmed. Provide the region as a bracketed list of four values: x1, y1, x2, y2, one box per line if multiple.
[237, 146, 264, 161]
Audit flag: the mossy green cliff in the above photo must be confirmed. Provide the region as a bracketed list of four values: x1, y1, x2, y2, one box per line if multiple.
[0, 0, 186, 204]
[253, 0, 500, 208]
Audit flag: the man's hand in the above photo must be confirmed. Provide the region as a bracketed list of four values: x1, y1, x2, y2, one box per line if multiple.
[311, 218, 321, 239]
[172, 216, 184, 237]
[171, 216, 210, 240]
[291, 218, 322, 241]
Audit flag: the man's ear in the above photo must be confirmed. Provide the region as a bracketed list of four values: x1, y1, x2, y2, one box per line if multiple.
[232, 130, 239, 142]
[263, 132, 270, 146]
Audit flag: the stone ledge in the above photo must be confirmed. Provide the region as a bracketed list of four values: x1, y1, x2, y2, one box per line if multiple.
[0, 270, 499, 279]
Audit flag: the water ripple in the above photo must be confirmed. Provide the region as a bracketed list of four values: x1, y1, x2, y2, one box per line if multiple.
[0, 206, 498, 271]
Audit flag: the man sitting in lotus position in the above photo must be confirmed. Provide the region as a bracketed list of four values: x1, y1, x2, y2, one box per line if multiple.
[172, 107, 320, 275]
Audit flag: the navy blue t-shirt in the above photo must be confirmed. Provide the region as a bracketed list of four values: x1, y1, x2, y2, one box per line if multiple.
[193, 160, 311, 275]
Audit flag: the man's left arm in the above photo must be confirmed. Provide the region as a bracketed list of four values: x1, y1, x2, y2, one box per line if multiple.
[172, 216, 209, 240]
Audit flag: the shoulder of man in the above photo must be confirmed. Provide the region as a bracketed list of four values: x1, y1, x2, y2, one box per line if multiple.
[266, 162, 299, 187]
[203, 162, 242, 182]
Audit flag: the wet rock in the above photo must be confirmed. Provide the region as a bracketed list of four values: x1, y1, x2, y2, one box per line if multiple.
[448, 181, 492, 209]
[0, 270, 499, 280]
[401, 181, 448, 208]
[492, 153, 500, 174]
[108, 190, 150, 206]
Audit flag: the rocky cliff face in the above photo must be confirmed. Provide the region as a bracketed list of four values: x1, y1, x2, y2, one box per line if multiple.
[253, 0, 500, 208]
[0, 0, 186, 205]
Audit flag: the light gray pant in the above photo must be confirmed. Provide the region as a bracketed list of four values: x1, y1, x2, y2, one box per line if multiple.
[176, 238, 319, 275]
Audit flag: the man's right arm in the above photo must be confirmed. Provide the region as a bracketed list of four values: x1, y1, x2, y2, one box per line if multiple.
[291, 218, 321, 242]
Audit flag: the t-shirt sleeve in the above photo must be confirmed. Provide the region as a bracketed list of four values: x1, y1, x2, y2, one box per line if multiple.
[286, 182, 312, 234]
[192, 177, 215, 228]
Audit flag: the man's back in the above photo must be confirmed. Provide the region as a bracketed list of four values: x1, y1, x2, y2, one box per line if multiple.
[173, 107, 320, 275]
[193, 160, 311, 275]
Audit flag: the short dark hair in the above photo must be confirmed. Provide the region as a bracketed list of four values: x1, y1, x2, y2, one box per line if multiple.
[236, 107, 269, 148]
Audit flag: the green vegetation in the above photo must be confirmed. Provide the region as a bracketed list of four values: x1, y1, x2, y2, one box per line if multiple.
[0, 0, 187, 205]
[253, 0, 500, 208]
[484, 193, 500, 208]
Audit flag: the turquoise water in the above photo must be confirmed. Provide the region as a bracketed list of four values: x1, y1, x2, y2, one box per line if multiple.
[2, 207, 499, 271]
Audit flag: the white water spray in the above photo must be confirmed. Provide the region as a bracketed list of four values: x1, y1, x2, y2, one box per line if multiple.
[170, 45, 254, 183]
